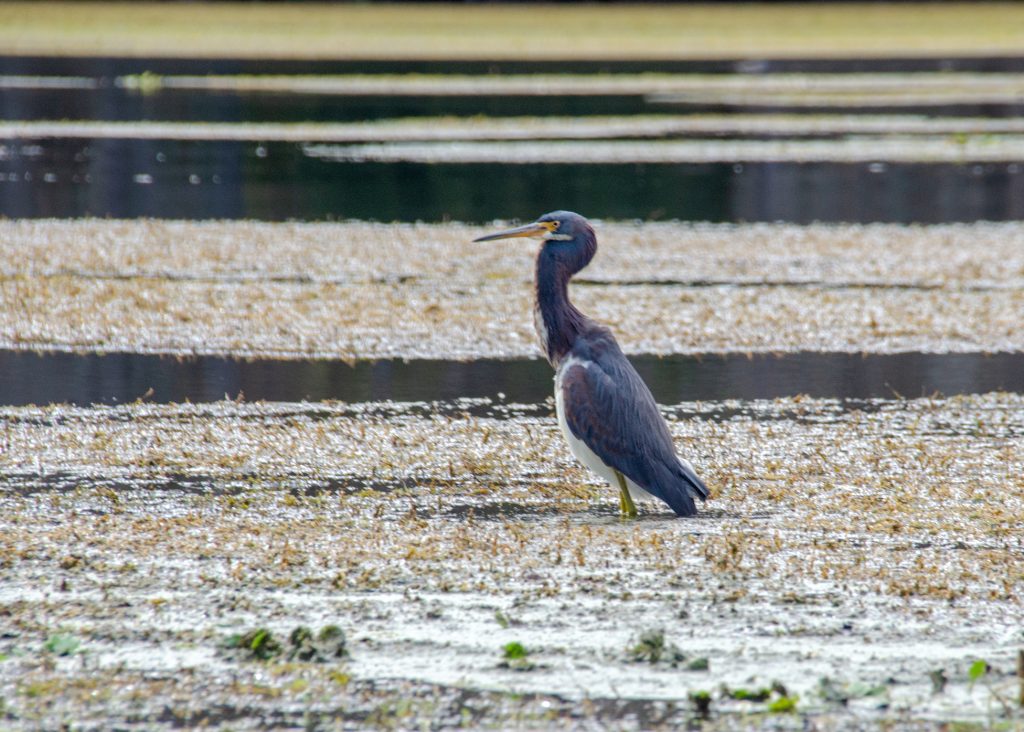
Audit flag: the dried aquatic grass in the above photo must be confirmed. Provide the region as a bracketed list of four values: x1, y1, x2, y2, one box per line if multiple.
[0, 393, 1021, 726]
[2, 3, 1022, 60]
[304, 137, 1024, 164]
[6, 114, 1024, 143]
[3, 219, 1023, 358]
[114, 72, 1024, 99]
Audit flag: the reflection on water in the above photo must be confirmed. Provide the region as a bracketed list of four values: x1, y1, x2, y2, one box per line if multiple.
[8, 54, 1024, 77]
[3, 137, 1024, 222]
[2, 350, 1023, 407]
[2, 87, 654, 124]
[7, 51, 1024, 126]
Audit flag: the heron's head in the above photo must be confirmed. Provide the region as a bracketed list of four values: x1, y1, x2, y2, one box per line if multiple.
[473, 210, 594, 247]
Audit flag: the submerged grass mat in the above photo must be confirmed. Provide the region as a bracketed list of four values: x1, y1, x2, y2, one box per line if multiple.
[1, 219, 1022, 359]
[4, 114, 1024, 143]
[1, 394, 1022, 727]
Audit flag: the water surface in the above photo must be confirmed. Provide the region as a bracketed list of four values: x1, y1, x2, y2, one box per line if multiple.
[8, 86, 1024, 125]
[3, 87, 657, 124]
[3, 349, 1022, 407]
[3, 137, 1023, 222]
[7, 54, 1024, 78]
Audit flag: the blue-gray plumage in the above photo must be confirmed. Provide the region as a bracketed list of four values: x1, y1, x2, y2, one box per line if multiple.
[474, 211, 709, 517]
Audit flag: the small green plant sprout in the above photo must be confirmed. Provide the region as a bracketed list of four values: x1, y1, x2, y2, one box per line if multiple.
[687, 657, 710, 672]
[329, 670, 351, 688]
[689, 690, 711, 719]
[725, 681, 797, 712]
[223, 627, 282, 661]
[818, 676, 887, 705]
[43, 633, 80, 656]
[224, 625, 347, 663]
[767, 695, 798, 713]
[627, 629, 686, 667]
[968, 659, 990, 687]
[728, 687, 772, 702]
[288, 625, 347, 662]
[503, 641, 527, 660]
[963, 656, 1019, 720]
[499, 641, 534, 671]
[494, 610, 510, 629]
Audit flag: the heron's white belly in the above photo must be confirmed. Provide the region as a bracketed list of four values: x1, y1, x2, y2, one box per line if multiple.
[554, 358, 654, 502]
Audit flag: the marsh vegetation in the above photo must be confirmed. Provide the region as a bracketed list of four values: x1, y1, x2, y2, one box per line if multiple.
[2, 3, 1023, 728]
[1, 393, 1022, 727]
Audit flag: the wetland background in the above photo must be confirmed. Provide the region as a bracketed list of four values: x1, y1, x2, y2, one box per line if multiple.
[1, 2, 1023, 730]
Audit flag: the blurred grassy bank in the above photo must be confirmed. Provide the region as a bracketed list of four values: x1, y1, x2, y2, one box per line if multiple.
[0, 2, 1022, 60]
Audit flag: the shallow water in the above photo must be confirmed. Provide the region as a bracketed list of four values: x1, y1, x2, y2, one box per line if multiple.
[3, 86, 657, 124]
[6, 51, 1024, 225]
[8, 84, 1024, 126]
[2, 392, 1022, 729]
[3, 349, 1023, 407]
[4, 137, 1024, 222]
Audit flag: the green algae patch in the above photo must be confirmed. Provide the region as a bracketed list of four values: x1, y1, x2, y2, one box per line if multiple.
[224, 627, 283, 662]
[627, 629, 686, 667]
[42, 633, 80, 657]
[223, 625, 347, 663]
[499, 641, 535, 672]
[767, 695, 799, 713]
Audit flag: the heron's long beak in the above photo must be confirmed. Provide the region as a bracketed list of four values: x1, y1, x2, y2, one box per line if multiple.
[473, 221, 554, 242]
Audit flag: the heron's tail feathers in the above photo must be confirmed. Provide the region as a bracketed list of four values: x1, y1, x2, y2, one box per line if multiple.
[677, 457, 710, 502]
[645, 457, 708, 517]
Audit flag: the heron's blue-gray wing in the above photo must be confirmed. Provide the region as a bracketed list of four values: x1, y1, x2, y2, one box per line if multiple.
[560, 351, 708, 516]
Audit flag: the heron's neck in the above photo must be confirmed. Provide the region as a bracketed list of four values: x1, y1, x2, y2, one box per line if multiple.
[534, 251, 586, 367]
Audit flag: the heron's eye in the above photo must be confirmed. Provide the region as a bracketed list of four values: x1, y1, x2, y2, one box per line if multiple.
[551, 221, 560, 229]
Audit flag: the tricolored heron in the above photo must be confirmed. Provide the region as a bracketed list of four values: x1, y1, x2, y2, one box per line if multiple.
[474, 211, 708, 517]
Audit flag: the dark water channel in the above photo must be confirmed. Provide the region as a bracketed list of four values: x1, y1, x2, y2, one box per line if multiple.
[4, 137, 1024, 222]
[5, 53, 1024, 223]
[8, 55, 1024, 77]
[2, 350, 1023, 408]
[3, 87, 657, 124]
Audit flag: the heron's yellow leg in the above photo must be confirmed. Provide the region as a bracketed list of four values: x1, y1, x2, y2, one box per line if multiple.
[615, 471, 638, 518]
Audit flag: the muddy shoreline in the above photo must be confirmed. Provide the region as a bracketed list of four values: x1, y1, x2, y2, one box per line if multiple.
[1, 394, 1022, 728]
